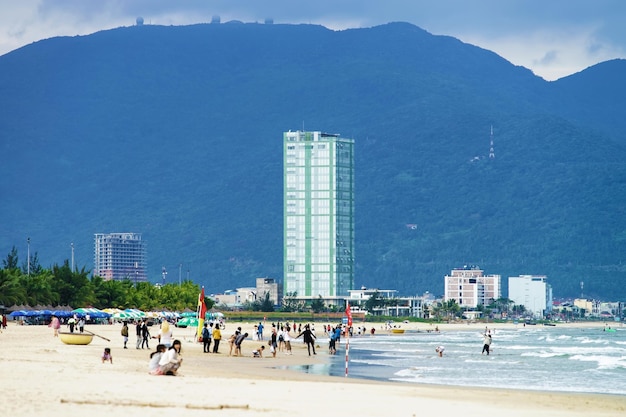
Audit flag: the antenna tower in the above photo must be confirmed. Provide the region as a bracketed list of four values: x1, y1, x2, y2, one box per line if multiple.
[488, 125, 495, 159]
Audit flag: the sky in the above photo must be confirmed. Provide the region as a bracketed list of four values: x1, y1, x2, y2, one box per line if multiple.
[0, 0, 625, 81]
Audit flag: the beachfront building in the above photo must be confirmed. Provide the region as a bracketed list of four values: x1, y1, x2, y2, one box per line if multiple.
[283, 131, 355, 304]
[94, 233, 147, 282]
[444, 265, 501, 309]
[347, 288, 425, 318]
[256, 277, 283, 306]
[508, 275, 553, 318]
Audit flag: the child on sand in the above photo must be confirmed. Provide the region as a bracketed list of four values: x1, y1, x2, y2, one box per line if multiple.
[252, 345, 265, 358]
[102, 348, 113, 364]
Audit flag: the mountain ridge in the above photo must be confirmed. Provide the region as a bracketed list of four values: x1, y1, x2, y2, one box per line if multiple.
[1, 22, 625, 299]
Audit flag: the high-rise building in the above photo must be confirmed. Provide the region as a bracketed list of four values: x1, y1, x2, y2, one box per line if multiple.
[94, 233, 147, 282]
[283, 131, 355, 300]
[444, 265, 501, 308]
[508, 275, 552, 318]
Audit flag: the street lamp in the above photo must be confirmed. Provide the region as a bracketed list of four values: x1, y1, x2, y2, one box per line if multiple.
[71, 242, 75, 272]
[27, 237, 30, 276]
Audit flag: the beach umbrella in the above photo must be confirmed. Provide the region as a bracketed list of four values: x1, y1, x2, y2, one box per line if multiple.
[180, 311, 196, 318]
[9, 310, 27, 317]
[112, 311, 133, 320]
[175, 317, 198, 327]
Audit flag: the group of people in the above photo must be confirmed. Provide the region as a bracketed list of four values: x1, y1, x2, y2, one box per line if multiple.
[121, 319, 173, 350]
[201, 321, 222, 353]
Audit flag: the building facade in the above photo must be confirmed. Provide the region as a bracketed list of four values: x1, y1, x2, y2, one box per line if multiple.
[508, 275, 553, 318]
[94, 233, 147, 282]
[283, 131, 355, 300]
[256, 277, 282, 306]
[444, 265, 501, 308]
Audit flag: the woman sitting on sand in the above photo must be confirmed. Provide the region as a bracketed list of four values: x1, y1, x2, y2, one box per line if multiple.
[148, 344, 166, 375]
[158, 340, 183, 375]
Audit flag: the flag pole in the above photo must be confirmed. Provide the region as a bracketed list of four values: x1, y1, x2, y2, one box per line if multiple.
[345, 300, 352, 377]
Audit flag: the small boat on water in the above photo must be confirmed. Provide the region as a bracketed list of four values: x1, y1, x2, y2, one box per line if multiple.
[59, 332, 94, 345]
[391, 328, 405, 334]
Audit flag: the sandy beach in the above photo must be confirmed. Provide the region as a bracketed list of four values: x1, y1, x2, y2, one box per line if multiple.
[0, 320, 624, 417]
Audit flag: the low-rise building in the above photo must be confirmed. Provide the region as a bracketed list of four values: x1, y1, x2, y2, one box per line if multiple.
[444, 265, 501, 308]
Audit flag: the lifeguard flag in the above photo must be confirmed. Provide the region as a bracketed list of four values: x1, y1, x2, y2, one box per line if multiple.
[346, 300, 353, 327]
[196, 287, 207, 342]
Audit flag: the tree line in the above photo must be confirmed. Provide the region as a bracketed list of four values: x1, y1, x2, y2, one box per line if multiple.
[0, 247, 204, 311]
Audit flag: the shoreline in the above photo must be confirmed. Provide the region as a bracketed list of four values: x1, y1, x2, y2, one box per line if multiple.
[1, 321, 625, 416]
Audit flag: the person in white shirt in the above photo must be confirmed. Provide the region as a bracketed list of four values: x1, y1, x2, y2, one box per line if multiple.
[158, 340, 183, 375]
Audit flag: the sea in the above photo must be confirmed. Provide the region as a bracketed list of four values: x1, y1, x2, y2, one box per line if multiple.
[290, 324, 626, 395]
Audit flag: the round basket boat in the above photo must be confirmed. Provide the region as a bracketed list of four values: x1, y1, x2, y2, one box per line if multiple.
[390, 328, 405, 334]
[59, 332, 94, 345]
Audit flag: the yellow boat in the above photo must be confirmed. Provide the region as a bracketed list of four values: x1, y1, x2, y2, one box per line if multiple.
[391, 328, 405, 334]
[59, 332, 94, 345]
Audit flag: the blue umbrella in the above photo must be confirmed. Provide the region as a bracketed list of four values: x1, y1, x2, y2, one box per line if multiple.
[9, 310, 27, 317]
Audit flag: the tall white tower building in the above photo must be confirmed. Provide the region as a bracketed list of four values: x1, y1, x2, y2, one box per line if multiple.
[283, 131, 355, 300]
[94, 233, 147, 282]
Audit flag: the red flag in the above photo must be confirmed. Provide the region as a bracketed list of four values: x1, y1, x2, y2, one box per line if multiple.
[346, 300, 353, 327]
[196, 287, 207, 341]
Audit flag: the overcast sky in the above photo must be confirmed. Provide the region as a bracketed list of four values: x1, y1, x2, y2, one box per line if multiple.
[1, 0, 624, 80]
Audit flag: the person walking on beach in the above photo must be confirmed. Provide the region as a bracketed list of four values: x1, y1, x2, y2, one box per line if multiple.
[257, 322, 264, 341]
[141, 320, 150, 349]
[121, 321, 129, 349]
[135, 321, 142, 349]
[78, 317, 85, 333]
[296, 324, 317, 356]
[68, 316, 76, 333]
[202, 322, 211, 353]
[49, 315, 61, 337]
[482, 331, 492, 355]
[212, 323, 221, 353]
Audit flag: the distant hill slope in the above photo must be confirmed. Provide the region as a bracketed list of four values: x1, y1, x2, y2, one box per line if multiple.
[1, 22, 625, 300]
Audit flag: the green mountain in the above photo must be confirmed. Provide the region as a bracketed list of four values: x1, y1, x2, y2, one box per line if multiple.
[1, 22, 625, 299]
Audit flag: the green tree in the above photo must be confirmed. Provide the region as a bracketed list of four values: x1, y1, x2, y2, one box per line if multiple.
[19, 271, 58, 306]
[260, 292, 275, 312]
[50, 261, 91, 307]
[0, 268, 26, 305]
[2, 246, 19, 270]
[310, 295, 325, 313]
[365, 290, 386, 313]
[281, 291, 305, 312]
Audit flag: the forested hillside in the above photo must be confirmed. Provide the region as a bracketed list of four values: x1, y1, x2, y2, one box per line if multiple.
[1, 22, 625, 299]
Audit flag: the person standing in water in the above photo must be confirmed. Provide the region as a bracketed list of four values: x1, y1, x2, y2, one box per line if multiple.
[482, 331, 492, 355]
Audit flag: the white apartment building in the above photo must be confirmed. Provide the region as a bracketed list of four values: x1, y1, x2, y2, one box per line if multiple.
[508, 275, 553, 318]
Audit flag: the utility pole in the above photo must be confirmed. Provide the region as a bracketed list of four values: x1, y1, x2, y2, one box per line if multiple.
[71, 242, 75, 272]
[27, 237, 30, 276]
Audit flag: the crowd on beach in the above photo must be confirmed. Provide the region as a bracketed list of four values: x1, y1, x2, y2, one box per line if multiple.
[112, 319, 365, 376]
